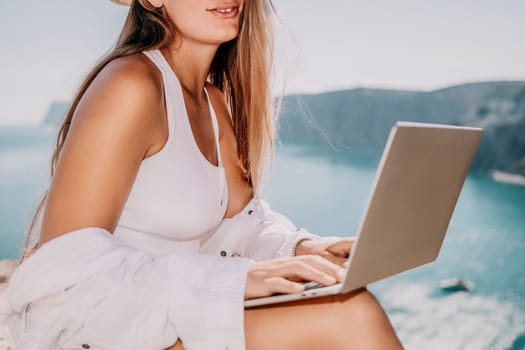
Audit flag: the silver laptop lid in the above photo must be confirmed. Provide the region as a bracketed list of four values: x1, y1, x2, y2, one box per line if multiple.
[341, 121, 483, 293]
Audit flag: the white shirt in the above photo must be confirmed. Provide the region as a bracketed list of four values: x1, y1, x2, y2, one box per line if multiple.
[0, 197, 321, 350]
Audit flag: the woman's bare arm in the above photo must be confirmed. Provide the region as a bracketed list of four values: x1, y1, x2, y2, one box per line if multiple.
[39, 54, 164, 245]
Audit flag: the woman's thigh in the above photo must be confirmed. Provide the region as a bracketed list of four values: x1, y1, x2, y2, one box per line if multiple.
[245, 293, 341, 350]
[245, 287, 403, 350]
[165, 288, 402, 350]
[164, 294, 338, 350]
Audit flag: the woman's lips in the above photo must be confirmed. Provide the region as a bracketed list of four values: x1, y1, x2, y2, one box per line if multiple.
[207, 6, 240, 19]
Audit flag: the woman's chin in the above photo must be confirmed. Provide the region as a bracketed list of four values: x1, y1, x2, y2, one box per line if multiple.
[206, 28, 239, 45]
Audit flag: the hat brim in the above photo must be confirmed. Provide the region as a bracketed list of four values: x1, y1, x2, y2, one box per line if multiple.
[111, 0, 131, 5]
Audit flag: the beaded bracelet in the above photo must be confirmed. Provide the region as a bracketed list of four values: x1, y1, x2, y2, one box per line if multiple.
[292, 238, 312, 257]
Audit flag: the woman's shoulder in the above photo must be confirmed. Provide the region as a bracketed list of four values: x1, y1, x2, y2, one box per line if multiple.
[67, 52, 166, 165]
[97, 52, 163, 101]
[81, 52, 165, 146]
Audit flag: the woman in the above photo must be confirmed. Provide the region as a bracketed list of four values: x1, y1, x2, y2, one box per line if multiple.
[3, 0, 403, 349]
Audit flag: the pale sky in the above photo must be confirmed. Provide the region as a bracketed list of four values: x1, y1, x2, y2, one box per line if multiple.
[1, 0, 524, 125]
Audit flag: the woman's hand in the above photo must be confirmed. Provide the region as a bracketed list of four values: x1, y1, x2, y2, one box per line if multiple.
[295, 236, 357, 268]
[244, 255, 346, 300]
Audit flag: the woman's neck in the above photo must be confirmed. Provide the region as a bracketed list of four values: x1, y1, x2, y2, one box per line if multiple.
[160, 39, 219, 101]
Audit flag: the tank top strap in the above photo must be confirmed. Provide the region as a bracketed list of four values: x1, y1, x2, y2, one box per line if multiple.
[142, 49, 177, 95]
[142, 48, 224, 169]
[204, 87, 223, 168]
[141, 49, 178, 144]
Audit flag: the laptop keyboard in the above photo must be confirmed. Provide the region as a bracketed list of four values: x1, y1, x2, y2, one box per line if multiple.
[267, 281, 334, 297]
[302, 281, 325, 290]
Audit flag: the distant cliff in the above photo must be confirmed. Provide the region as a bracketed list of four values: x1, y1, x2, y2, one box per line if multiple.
[277, 81, 525, 176]
[39, 82, 525, 176]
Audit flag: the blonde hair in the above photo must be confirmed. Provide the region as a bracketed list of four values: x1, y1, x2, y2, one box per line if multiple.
[20, 0, 279, 263]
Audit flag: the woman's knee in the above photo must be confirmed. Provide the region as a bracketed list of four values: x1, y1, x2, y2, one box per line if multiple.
[328, 288, 388, 327]
[331, 288, 404, 349]
[332, 287, 386, 316]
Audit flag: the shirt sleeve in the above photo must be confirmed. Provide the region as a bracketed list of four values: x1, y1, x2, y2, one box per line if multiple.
[159, 251, 252, 349]
[200, 196, 323, 261]
[0, 227, 253, 350]
[246, 197, 323, 260]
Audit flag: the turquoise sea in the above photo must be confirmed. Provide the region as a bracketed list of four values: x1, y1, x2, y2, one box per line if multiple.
[1, 125, 524, 349]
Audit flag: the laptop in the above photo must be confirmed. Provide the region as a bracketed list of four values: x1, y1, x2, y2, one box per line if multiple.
[244, 121, 483, 308]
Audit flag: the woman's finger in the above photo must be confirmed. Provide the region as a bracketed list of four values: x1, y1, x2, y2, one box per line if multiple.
[299, 254, 348, 280]
[271, 259, 340, 285]
[265, 276, 305, 295]
[319, 253, 348, 269]
[324, 237, 356, 257]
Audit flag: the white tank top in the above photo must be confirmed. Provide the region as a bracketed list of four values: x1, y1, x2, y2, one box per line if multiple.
[112, 48, 229, 256]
